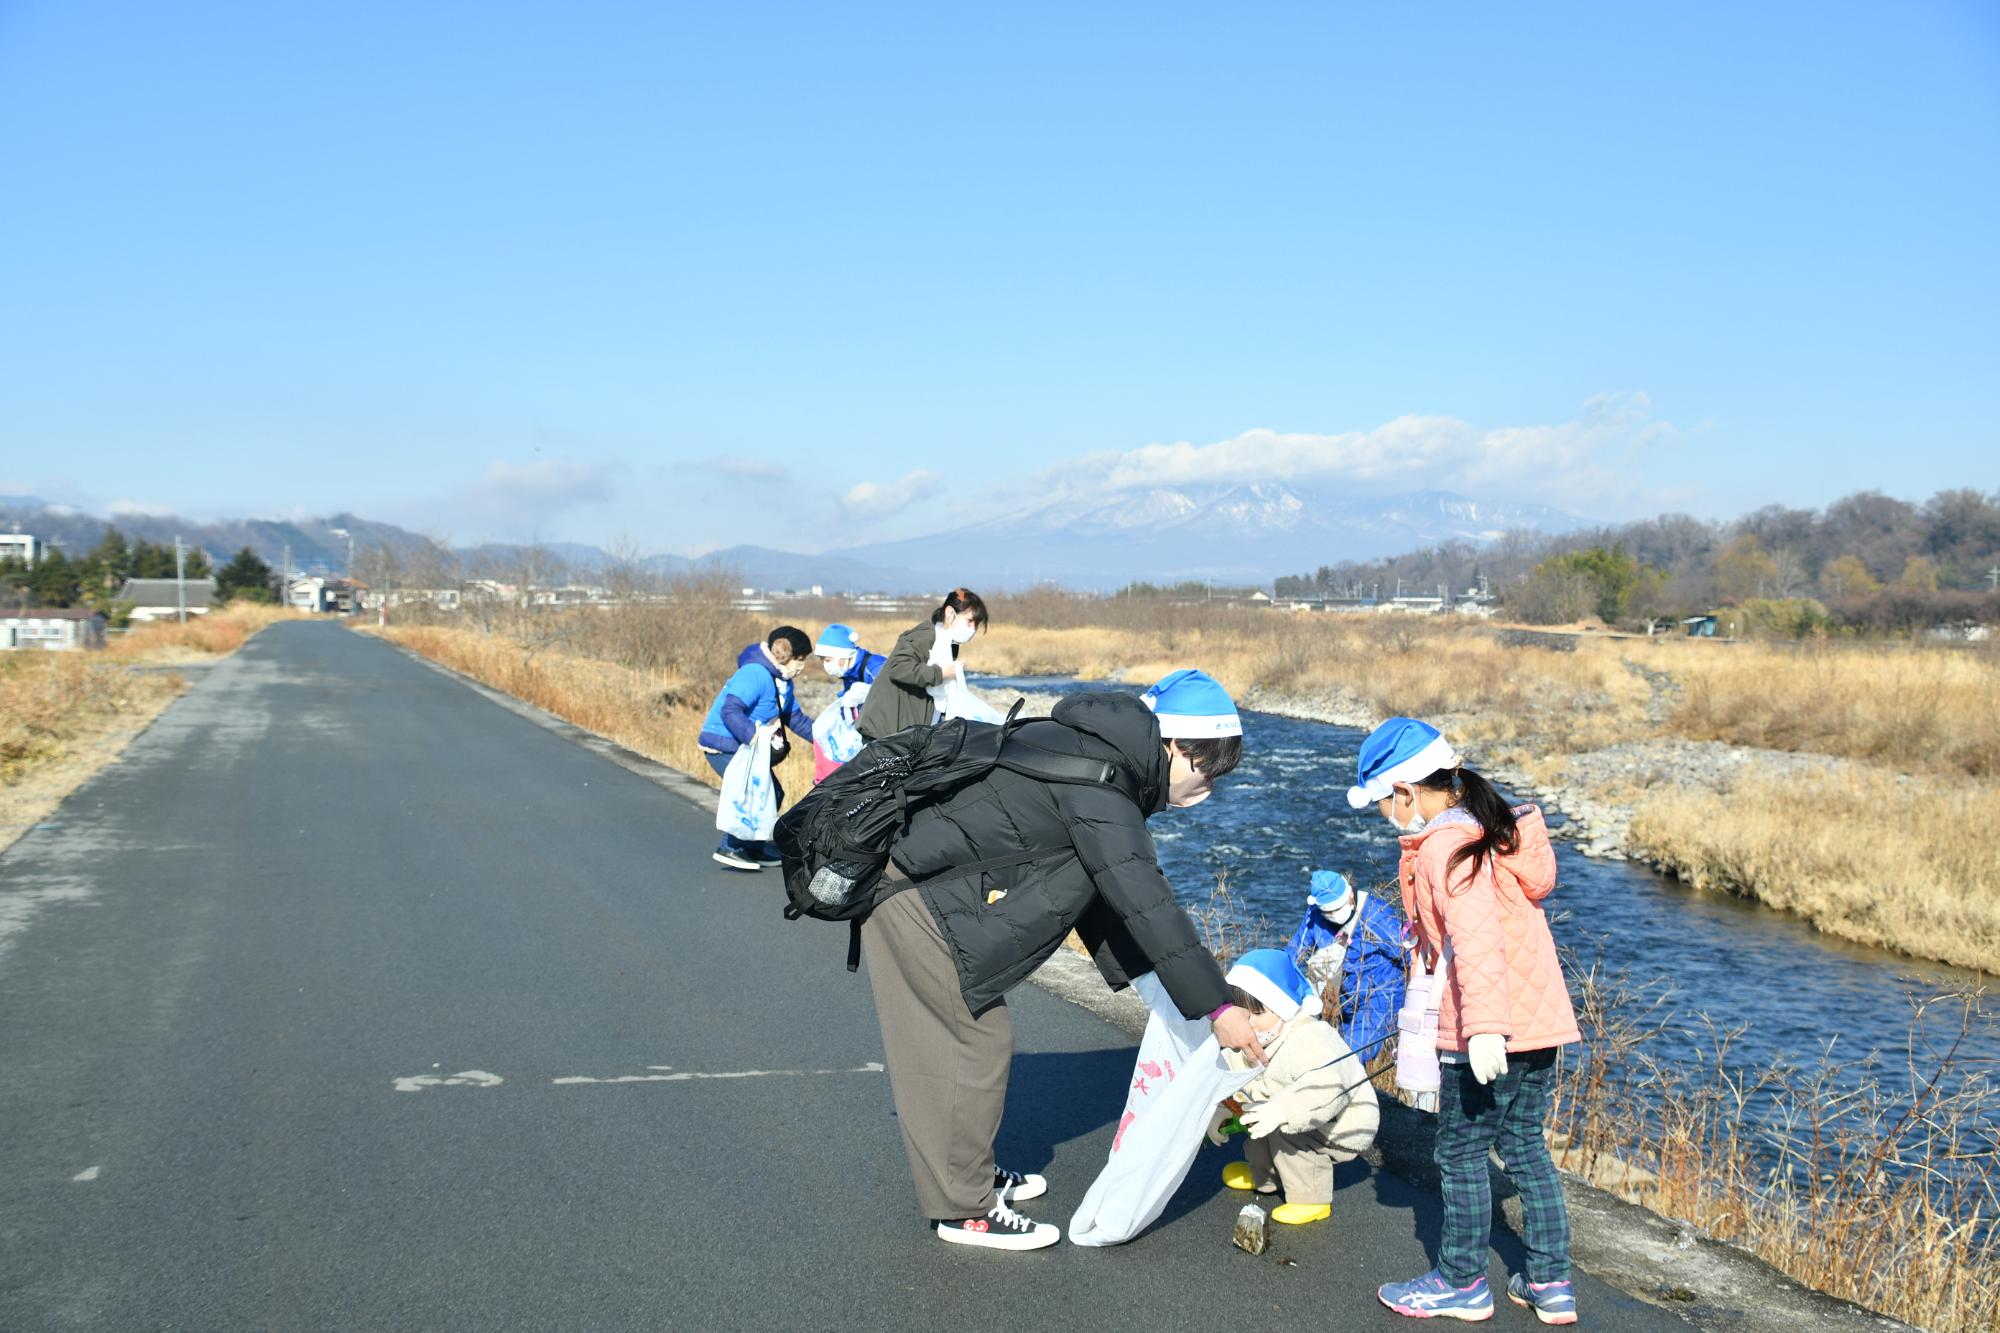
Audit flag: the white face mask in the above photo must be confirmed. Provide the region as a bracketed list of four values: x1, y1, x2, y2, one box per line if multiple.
[1388, 787, 1429, 835]
[819, 655, 848, 678]
[946, 621, 977, 645]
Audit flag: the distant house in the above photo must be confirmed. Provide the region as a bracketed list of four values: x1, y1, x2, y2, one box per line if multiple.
[0, 533, 39, 566]
[2, 607, 106, 650]
[118, 577, 217, 621]
[1683, 615, 1720, 638]
[284, 575, 363, 613]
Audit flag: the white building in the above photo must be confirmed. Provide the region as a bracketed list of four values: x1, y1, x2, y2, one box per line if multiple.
[2, 608, 106, 650]
[118, 577, 217, 621]
[0, 533, 39, 566]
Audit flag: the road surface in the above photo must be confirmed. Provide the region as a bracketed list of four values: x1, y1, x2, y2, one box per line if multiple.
[0, 622, 1686, 1330]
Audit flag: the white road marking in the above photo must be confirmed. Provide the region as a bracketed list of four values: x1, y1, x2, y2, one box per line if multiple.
[73, 1165, 100, 1181]
[551, 1062, 885, 1086]
[392, 1069, 504, 1092]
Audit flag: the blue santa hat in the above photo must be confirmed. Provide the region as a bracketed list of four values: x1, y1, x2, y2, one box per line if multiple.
[1142, 668, 1242, 740]
[1308, 869, 1355, 914]
[814, 624, 862, 658]
[1347, 717, 1460, 809]
[1224, 947, 1320, 1021]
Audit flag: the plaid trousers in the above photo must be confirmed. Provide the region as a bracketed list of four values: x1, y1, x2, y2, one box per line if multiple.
[1433, 1047, 1572, 1286]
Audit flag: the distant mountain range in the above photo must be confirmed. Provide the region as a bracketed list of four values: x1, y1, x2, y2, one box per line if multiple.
[829, 484, 1587, 589]
[0, 484, 1589, 593]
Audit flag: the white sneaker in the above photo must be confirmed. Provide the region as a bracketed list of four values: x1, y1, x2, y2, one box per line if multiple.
[995, 1167, 1047, 1203]
[934, 1201, 1060, 1251]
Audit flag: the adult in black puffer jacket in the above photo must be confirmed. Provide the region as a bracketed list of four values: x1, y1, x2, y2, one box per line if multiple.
[861, 678, 1269, 1251]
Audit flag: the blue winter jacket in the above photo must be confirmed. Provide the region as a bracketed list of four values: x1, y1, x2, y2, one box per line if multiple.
[699, 652, 815, 754]
[1284, 891, 1408, 1058]
[843, 650, 887, 691]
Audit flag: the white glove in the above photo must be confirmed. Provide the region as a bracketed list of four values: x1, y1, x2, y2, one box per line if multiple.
[1204, 1103, 1235, 1147]
[1467, 1033, 1510, 1085]
[1238, 1102, 1285, 1141]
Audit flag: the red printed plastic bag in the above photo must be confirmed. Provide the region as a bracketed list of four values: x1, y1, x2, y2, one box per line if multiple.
[1067, 974, 1258, 1247]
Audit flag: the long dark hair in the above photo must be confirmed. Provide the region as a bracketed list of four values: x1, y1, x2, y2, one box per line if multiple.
[930, 587, 988, 628]
[1413, 765, 1518, 888]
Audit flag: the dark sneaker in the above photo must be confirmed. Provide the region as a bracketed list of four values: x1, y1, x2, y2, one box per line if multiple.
[746, 841, 785, 865]
[1507, 1274, 1578, 1325]
[712, 842, 761, 872]
[995, 1168, 1046, 1203]
[934, 1201, 1060, 1251]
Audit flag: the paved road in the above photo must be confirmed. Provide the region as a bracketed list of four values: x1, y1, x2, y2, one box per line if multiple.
[0, 623, 1686, 1330]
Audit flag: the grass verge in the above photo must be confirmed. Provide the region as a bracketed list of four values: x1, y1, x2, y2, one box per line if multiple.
[359, 622, 818, 805]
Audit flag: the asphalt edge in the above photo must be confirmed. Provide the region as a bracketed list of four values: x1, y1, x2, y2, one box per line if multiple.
[370, 631, 1908, 1333]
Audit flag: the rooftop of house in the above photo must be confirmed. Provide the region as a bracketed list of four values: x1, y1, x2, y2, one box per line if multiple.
[2, 607, 105, 621]
[117, 577, 218, 609]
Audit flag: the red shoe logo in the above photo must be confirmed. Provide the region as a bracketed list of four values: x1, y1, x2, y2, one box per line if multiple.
[966, 1219, 989, 1233]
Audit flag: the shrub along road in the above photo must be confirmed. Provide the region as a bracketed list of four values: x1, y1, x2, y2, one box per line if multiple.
[0, 622, 1686, 1330]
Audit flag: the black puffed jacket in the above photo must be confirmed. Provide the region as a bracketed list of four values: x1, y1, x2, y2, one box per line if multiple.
[886, 691, 1230, 1020]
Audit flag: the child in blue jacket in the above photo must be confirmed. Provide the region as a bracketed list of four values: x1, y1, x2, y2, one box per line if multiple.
[1284, 870, 1407, 1062]
[699, 626, 816, 871]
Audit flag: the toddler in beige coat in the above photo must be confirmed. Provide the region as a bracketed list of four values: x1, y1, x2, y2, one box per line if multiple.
[1211, 948, 1380, 1224]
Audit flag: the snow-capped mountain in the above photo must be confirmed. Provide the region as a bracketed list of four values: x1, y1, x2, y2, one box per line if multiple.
[830, 484, 1587, 589]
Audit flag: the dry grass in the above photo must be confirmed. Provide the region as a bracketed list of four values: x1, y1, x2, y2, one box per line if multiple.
[919, 600, 2000, 779]
[1667, 639, 2000, 778]
[363, 622, 818, 805]
[105, 603, 301, 663]
[1629, 770, 2000, 974]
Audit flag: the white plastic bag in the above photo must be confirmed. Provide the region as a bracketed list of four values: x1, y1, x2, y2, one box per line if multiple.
[926, 626, 1005, 725]
[814, 683, 869, 766]
[715, 728, 778, 841]
[1395, 944, 1448, 1112]
[1067, 973, 1259, 1247]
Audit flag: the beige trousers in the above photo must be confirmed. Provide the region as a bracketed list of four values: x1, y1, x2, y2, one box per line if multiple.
[862, 886, 1013, 1221]
[1244, 1127, 1339, 1204]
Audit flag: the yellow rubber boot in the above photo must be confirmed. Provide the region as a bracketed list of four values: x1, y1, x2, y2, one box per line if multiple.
[1221, 1162, 1258, 1191]
[1271, 1202, 1332, 1225]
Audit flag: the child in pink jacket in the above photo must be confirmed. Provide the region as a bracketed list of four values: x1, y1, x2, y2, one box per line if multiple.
[1357, 718, 1580, 1326]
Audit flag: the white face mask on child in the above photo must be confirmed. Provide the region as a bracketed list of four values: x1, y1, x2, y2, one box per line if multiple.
[946, 620, 977, 645]
[1389, 786, 1429, 836]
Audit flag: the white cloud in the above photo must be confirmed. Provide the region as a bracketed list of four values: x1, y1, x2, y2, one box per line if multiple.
[1041, 392, 1676, 513]
[840, 469, 943, 519]
[462, 458, 618, 528]
[106, 499, 174, 517]
[693, 457, 789, 482]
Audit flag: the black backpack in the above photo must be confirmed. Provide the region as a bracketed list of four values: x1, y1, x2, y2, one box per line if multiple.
[775, 699, 1143, 969]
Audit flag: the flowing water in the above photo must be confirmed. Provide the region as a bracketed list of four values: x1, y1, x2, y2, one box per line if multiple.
[984, 675, 2000, 1163]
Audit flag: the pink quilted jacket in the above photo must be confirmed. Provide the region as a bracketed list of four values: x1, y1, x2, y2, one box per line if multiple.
[1400, 805, 1579, 1054]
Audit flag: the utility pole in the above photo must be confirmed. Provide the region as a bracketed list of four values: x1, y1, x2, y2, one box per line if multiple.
[174, 536, 186, 623]
[1988, 564, 1999, 592]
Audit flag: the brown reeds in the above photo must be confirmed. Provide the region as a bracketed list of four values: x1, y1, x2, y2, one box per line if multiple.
[1554, 960, 2000, 1332]
[1628, 770, 2000, 974]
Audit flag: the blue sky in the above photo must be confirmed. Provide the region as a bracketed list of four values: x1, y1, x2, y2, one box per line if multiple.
[1, 1, 1994, 553]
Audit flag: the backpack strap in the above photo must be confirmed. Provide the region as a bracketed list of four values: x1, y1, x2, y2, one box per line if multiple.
[994, 738, 1144, 807]
[848, 918, 863, 973]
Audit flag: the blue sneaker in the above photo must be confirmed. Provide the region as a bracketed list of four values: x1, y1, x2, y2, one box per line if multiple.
[1508, 1274, 1578, 1325]
[1378, 1270, 1494, 1321]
